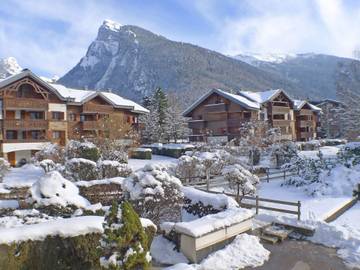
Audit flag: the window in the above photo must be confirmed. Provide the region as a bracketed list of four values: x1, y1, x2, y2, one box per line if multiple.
[244, 112, 252, 119]
[52, 111, 63, 120]
[52, 131, 61, 139]
[30, 131, 42, 140]
[273, 114, 285, 120]
[6, 130, 17, 140]
[30, 111, 44, 120]
[69, 113, 76, 121]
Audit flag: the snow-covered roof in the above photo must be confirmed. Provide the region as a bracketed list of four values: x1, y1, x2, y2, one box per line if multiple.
[182, 88, 260, 117]
[294, 99, 322, 112]
[0, 69, 149, 114]
[238, 89, 289, 104]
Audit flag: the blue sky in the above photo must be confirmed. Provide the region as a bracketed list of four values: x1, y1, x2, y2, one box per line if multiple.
[1, 0, 360, 77]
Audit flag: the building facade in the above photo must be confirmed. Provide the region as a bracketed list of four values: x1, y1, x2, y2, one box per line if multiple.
[0, 70, 148, 166]
[183, 88, 321, 143]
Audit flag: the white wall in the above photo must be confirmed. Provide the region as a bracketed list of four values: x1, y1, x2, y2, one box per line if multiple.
[2, 142, 50, 153]
[48, 103, 67, 120]
[15, 150, 32, 164]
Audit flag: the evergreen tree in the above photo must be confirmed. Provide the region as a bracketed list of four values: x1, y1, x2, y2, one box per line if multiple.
[164, 93, 188, 142]
[153, 87, 168, 126]
[100, 201, 151, 270]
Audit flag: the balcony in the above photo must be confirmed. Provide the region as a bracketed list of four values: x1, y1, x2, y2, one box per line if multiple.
[272, 105, 291, 114]
[82, 120, 106, 130]
[272, 119, 292, 127]
[203, 103, 226, 113]
[3, 138, 49, 143]
[4, 98, 47, 110]
[3, 119, 48, 130]
[188, 120, 206, 129]
[299, 109, 313, 116]
[299, 120, 312, 128]
[82, 103, 113, 114]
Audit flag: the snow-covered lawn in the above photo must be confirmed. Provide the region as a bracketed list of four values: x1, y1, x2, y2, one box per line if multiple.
[128, 154, 178, 171]
[257, 179, 352, 220]
[298, 146, 340, 159]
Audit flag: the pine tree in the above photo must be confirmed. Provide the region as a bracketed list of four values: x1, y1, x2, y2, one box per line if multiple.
[164, 94, 188, 142]
[100, 201, 151, 270]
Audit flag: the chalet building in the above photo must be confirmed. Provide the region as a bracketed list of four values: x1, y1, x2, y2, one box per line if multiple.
[183, 88, 321, 142]
[294, 100, 321, 141]
[0, 69, 148, 166]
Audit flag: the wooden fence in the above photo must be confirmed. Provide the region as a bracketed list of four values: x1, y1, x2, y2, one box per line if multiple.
[197, 188, 302, 220]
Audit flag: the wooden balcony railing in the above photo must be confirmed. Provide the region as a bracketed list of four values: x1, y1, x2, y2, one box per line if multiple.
[188, 120, 206, 129]
[272, 106, 291, 114]
[299, 109, 313, 116]
[3, 119, 48, 130]
[299, 120, 313, 128]
[272, 120, 292, 127]
[3, 138, 48, 143]
[82, 103, 114, 114]
[3, 98, 48, 110]
[204, 103, 227, 113]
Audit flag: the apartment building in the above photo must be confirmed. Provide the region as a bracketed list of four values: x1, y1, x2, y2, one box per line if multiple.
[183, 88, 321, 142]
[0, 69, 148, 166]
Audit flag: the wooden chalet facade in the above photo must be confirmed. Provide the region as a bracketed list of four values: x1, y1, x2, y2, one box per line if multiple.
[183, 89, 321, 143]
[0, 70, 148, 166]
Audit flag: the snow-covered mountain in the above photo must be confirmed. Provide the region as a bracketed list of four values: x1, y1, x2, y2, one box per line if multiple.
[234, 53, 360, 99]
[0, 57, 22, 79]
[58, 20, 299, 104]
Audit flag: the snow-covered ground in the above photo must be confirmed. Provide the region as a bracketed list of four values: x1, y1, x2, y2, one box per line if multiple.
[298, 146, 340, 159]
[256, 179, 352, 220]
[128, 154, 178, 171]
[163, 234, 270, 270]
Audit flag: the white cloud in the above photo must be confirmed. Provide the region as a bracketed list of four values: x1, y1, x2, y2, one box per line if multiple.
[192, 0, 360, 58]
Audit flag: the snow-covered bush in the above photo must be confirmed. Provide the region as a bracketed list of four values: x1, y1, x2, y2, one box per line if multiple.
[337, 142, 360, 167]
[122, 164, 183, 225]
[39, 159, 56, 173]
[100, 201, 151, 269]
[95, 138, 129, 163]
[34, 143, 65, 164]
[182, 187, 238, 218]
[30, 171, 90, 209]
[99, 160, 132, 178]
[270, 141, 298, 168]
[64, 158, 99, 181]
[0, 158, 10, 182]
[66, 140, 101, 162]
[175, 155, 202, 183]
[222, 164, 260, 201]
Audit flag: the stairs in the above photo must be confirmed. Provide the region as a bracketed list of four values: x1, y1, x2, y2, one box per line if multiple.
[260, 224, 294, 244]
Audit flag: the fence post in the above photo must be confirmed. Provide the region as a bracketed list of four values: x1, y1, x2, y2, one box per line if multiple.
[297, 201, 301, 221]
[358, 184, 360, 200]
[256, 195, 259, 215]
[283, 170, 286, 180]
[266, 168, 269, 183]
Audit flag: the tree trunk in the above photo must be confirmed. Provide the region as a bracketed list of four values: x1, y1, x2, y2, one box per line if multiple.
[206, 170, 210, 191]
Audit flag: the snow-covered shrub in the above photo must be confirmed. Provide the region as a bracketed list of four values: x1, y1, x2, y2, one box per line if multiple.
[39, 159, 56, 173]
[297, 140, 321, 151]
[30, 171, 90, 209]
[0, 158, 10, 182]
[34, 143, 65, 164]
[64, 158, 99, 181]
[222, 164, 260, 201]
[66, 140, 101, 162]
[99, 160, 132, 178]
[270, 141, 298, 168]
[175, 155, 202, 183]
[122, 164, 183, 225]
[182, 187, 238, 218]
[99, 201, 151, 269]
[96, 138, 129, 163]
[337, 142, 360, 167]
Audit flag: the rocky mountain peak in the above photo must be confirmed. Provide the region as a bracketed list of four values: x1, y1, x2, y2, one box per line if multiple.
[0, 57, 22, 79]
